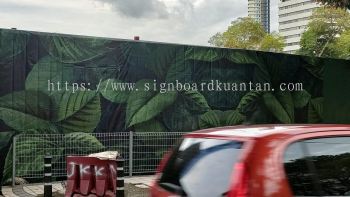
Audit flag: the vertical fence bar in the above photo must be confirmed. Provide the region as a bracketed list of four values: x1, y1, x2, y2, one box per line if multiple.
[116, 157, 125, 197]
[12, 136, 16, 187]
[12, 132, 185, 181]
[128, 131, 133, 177]
[44, 154, 52, 197]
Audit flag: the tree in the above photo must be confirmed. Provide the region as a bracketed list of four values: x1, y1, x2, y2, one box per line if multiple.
[298, 7, 350, 57]
[333, 30, 350, 59]
[209, 17, 285, 52]
[208, 32, 224, 47]
[260, 33, 285, 52]
[316, 0, 350, 10]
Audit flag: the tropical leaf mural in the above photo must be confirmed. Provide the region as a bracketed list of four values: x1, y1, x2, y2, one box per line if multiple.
[308, 97, 324, 123]
[99, 79, 130, 103]
[41, 35, 114, 64]
[125, 80, 177, 127]
[199, 110, 245, 129]
[0, 28, 348, 185]
[2, 131, 105, 183]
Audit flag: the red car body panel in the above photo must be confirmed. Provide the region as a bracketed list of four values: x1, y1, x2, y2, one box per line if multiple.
[150, 124, 350, 197]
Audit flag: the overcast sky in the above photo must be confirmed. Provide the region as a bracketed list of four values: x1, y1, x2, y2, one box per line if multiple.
[0, 0, 279, 46]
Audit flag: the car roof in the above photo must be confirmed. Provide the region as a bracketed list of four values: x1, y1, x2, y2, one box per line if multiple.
[186, 124, 350, 139]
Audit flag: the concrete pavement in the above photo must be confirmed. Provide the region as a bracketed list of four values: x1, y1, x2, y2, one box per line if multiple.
[1, 175, 154, 197]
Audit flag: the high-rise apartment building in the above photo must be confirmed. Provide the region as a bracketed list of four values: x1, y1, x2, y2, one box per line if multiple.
[279, 0, 319, 53]
[248, 0, 271, 33]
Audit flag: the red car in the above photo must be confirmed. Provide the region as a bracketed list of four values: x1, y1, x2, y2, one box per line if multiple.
[150, 124, 350, 197]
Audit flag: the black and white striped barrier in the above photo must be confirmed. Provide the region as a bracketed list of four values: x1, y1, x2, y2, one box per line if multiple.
[116, 158, 125, 197]
[44, 155, 52, 197]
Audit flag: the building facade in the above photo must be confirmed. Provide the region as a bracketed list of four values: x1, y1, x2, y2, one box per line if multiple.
[279, 0, 319, 53]
[248, 0, 271, 33]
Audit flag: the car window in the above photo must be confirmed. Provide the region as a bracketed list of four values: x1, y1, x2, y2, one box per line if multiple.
[159, 138, 243, 197]
[284, 136, 350, 196]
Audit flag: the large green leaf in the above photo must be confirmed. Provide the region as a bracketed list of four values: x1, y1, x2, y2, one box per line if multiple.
[41, 35, 113, 64]
[182, 90, 211, 113]
[99, 79, 130, 103]
[0, 29, 28, 62]
[145, 45, 178, 79]
[227, 50, 261, 65]
[186, 48, 261, 64]
[199, 110, 245, 129]
[83, 54, 125, 86]
[0, 91, 57, 133]
[126, 80, 177, 127]
[0, 131, 15, 183]
[292, 90, 311, 108]
[25, 56, 75, 93]
[189, 52, 255, 110]
[134, 119, 166, 133]
[26, 54, 119, 94]
[224, 110, 245, 126]
[254, 53, 301, 87]
[0, 107, 55, 132]
[128, 91, 177, 127]
[199, 110, 222, 129]
[63, 132, 105, 155]
[0, 30, 28, 95]
[166, 48, 261, 84]
[126, 80, 154, 125]
[2, 144, 13, 183]
[2, 130, 63, 183]
[186, 47, 224, 62]
[0, 132, 14, 151]
[53, 91, 101, 133]
[227, 50, 271, 86]
[0, 90, 54, 120]
[302, 56, 324, 80]
[308, 97, 324, 123]
[263, 93, 292, 123]
[162, 97, 199, 132]
[275, 91, 295, 123]
[51, 90, 97, 121]
[0, 89, 100, 134]
[236, 91, 262, 113]
[2, 131, 105, 183]
[165, 55, 192, 83]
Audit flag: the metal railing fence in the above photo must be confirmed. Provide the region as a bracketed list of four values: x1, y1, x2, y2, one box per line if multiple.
[12, 132, 185, 186]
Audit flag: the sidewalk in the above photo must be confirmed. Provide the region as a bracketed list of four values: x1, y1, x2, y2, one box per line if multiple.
[1, 175, 154, 197]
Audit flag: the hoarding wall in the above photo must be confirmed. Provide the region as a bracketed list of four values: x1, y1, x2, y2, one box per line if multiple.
[0, 28, 349, 183]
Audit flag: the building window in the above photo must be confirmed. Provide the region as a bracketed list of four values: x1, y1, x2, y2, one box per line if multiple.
[284, 34, 301, 39]
[280, 25, 307, 32]
[286, 42, 300, 46]
[279, 8, 316, 18]
[280, 17, 310, 25]
[279, 1, 314, 10]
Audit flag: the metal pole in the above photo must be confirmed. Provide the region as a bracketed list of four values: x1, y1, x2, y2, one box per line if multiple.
[12, 136, 16, 187]
[116, 157, 125, 197]
[44, 154, 52, 197]
[129, 131, 133, 177]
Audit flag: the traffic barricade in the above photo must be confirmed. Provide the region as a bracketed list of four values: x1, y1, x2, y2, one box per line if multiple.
[65, 151, 123, 197]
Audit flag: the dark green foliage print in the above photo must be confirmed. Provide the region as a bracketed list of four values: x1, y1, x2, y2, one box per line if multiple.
[1, 28, 349, 184]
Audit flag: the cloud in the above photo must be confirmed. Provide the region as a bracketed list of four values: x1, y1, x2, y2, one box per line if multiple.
[88, 0, 247, 45]
[0, 0, 249, 46]
[96, 0, 170, 18]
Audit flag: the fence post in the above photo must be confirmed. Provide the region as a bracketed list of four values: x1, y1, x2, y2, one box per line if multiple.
[44, 154, 52, 197]
[12, 136, 16, 187]
[128, 130, 133, 177]
[116, 157, 125, 197]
